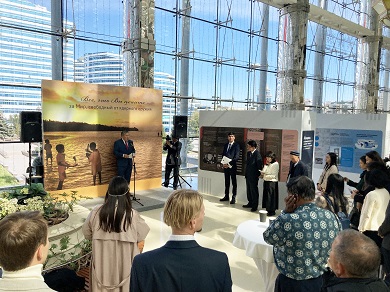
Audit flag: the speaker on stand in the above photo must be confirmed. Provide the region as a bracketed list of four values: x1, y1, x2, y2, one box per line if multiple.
[20, 111, 43, 186]
[173, 115, 188, 138]
[172, 115, 192, 188]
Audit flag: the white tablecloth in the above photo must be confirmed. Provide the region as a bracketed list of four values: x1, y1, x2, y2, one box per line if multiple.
[233, 219, 279, 292]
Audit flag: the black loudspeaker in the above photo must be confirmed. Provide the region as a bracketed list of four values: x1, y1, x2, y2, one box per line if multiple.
[173, 115, 188, 138]
[20, 111, 42, 142]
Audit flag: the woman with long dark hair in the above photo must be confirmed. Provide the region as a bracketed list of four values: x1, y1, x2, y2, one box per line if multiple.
[82, 176, 150, 291]
[260, 151, 279, 216]
[316, 173, 348, 216]
[365, 150, 384, 164]
[317, 152, 338, 193]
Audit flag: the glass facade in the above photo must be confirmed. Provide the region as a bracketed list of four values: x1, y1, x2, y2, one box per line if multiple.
[1, 0, 390, 187]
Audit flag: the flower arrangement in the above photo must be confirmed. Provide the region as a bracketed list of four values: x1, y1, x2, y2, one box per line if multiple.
[0, 183, 87, 224]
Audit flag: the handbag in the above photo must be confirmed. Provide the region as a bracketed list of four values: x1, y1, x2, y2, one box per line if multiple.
[324, 194, 350, 230]
[348, 206, 360, 230]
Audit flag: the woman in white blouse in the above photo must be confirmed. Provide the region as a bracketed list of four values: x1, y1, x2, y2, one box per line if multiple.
[317, 152, 338, 193]
[260, 151, 279, 216]
[359, 168, 390, 248]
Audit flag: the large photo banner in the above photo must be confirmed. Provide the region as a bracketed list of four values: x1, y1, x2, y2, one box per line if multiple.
[41, 80, 162, 193]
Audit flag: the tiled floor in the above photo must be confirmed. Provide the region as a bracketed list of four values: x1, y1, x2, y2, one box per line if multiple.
[137, 175, 265, 292]
[80, 174, 267, 291]
[140, 193, 265, 292]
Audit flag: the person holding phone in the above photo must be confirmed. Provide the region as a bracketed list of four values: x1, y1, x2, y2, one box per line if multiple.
[264, 176, 340, 291]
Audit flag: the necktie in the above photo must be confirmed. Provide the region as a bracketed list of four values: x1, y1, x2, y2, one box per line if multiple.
[227, 144, 231, 152]
[125, 142, 128, 149]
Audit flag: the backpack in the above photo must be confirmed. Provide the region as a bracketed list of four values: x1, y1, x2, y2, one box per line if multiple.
[324, 194, 350, 230]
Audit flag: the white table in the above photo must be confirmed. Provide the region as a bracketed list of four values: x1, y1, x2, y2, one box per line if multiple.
[233, 219, 279, 292]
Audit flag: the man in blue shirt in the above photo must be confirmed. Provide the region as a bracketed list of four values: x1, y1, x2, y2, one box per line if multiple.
[263, 176, 340, 292]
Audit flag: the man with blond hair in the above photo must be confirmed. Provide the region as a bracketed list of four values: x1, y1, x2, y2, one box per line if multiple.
[0, 211, 54, 291]
[130, 189, 232, 292]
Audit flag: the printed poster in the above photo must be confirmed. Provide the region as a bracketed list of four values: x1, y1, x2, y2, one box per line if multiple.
[41, 80, 162, 192]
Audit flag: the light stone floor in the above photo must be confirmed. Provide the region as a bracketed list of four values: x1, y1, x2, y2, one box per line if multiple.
[79, 174, 267, 291]
[139, 192, 265, 292]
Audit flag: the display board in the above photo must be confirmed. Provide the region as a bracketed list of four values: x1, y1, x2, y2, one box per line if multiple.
[314, 128, 383, 173]
[199, 126, 299, 182]
[41, 80, 162, 192]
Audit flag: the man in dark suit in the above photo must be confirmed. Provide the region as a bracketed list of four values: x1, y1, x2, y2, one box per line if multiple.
[243, 140, 263, 212]
[220, 132, 240, 204]
[287, 150, 308, 182]
[130, 190, 233, 292]
[113, 130, 136, 183]
[163, 134, 182, 190]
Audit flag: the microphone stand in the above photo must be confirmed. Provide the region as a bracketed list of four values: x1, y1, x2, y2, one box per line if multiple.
[132, 162, 143, 206]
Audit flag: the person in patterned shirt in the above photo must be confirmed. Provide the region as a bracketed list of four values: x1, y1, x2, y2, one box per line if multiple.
[263, 176, 341, 292]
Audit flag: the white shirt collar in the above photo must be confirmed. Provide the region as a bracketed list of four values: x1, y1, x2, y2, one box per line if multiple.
[169, 234, 195, 241]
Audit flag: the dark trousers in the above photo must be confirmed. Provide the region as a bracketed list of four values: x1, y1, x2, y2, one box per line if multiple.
[165, 164, 179, 188]
[382, 247, 390, 284]
[274, 273, 322, 292]
[117, 160, 133, 184]
[363, 230, 383, 249]
[262, 181, 279, 214]
[246, 177, 259, 208]
[224, 167, 237, 198]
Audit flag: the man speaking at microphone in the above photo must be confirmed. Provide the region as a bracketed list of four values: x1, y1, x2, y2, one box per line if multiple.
[113, 130, 136, 184]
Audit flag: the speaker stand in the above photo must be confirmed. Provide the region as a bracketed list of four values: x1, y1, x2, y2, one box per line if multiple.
[27, 143, 32, 187]
[131, 163, 144, 206]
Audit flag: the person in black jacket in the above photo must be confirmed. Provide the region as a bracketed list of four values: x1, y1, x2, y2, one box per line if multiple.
[243, 140, 263, 212]
[220, 132, 240, 204]
[322, 229, 389, 292]
[287, 150, 308, 182]
[163, 134, 182, 190]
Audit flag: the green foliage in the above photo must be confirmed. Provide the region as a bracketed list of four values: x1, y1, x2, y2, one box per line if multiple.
[0, 111, 16, 140]
[0, 165, 19, 187]
[46, 237, 92, 271]
[188, 111, 199, 137]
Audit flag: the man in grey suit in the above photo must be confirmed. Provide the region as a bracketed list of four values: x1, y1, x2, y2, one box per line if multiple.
[130, 190, 233, 292]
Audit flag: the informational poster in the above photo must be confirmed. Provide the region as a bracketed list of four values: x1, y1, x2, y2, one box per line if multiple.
[199, 127, 245, 175]
[200, 126, 299, 182]
[314, 128, 383, 173]
[41, 80, 162, 192]
[301, 131, 314, 178]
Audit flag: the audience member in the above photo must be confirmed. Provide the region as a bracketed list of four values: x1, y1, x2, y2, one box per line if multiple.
[317, 152, 338, 193]
[322, 229, 389, 291]
[365, 150, 384, 164]
[379, 199, 390, 285]
[82, 176, 150, 291]
[0, 211, 55, 291]
[344, 155, 367, 195]
[242, 140, 263, 212]
[264, 176, 340, 292]
[359, 169, 390, 248]
[287, 151, 308, 182]
[316, 173, 349, 216]
[130, 190, 233, 292]
[220, 132, 240, 204]
[261, 151, 279, 216]
[344, 155, 367, 229]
